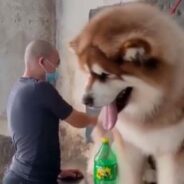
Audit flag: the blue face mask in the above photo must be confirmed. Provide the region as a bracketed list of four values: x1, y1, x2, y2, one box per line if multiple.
[42, 59, 59, 86]
[46, 70, 59, 86]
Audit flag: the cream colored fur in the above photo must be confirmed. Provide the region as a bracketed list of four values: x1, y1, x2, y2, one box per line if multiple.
[70, 2, 184, 184]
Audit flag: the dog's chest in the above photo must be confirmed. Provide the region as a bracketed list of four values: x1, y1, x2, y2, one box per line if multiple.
[116, 118, 184, 155]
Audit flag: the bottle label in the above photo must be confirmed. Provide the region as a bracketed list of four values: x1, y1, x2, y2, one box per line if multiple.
[94, 164, 118, 181]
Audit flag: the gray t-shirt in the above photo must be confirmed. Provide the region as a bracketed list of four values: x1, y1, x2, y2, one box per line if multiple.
[7, 77, 73, 182]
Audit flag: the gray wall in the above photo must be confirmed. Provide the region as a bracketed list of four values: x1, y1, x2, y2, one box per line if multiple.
[148, 0, 184, 27]
[0, 0, 56, 135]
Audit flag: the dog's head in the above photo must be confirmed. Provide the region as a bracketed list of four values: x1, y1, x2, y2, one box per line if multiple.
[70, 3, 183, 120]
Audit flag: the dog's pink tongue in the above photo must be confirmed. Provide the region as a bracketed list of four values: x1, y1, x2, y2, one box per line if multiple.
[99, 102, 118, 130]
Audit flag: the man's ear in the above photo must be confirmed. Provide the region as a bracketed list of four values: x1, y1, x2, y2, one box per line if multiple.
[38, 57, 45, 66]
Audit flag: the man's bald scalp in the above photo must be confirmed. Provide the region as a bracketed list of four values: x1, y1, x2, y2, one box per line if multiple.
[24, 40, 55, 65]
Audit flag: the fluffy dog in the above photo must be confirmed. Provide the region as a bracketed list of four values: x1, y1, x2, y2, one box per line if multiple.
[70, 2, 184, 184]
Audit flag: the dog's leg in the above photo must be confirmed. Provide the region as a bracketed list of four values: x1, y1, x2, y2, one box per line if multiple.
[156, 151, 184, 184]
[113, 131, 145, 184]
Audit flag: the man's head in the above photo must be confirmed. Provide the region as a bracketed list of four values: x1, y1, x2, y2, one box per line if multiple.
[24, 40, 60, 80]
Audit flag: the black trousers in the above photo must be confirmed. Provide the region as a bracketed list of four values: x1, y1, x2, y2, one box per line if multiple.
[3, 170, 58, 184]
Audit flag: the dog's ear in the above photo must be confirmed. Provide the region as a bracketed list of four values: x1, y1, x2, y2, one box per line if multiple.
[120, 38, 158, 70]
[69, 34, 91, 55]
[122, 38, 151, 62]
[69, 36, 80, 54]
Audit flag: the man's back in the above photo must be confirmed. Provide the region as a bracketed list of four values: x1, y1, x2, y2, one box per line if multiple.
[7, 77, 72, 182]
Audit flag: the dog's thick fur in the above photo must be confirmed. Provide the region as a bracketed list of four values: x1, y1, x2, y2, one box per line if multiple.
[70, 2, 184, 184]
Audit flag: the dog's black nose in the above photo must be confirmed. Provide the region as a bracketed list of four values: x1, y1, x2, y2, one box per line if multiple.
[83, 95, 94, 106]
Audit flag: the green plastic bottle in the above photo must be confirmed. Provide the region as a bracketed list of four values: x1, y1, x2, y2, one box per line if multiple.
[94, 137, 118, 184]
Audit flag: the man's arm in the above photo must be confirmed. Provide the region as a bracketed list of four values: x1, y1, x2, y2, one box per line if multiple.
[64, 109, 97, 128]
[36, 82, 97, 127]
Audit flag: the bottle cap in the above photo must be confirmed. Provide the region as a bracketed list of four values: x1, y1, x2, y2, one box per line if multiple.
[102, 137, 109, 144]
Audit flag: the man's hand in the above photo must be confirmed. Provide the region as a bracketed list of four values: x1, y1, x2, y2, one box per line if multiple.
[64, 109, 97, 128]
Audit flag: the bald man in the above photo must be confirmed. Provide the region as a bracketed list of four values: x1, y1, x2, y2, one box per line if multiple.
[3, 40, 97, 184]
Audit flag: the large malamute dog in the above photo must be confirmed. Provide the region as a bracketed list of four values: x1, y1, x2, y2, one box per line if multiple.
[70, 2, 184, 184]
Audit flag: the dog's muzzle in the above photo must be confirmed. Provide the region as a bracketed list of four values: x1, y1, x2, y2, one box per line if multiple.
[83, 94, 94, 106]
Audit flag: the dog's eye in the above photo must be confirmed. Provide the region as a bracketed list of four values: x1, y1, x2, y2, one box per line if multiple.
[144, 57, 159, 70]
[91, 72, 109, 82]
[99, 73, 109, 82]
